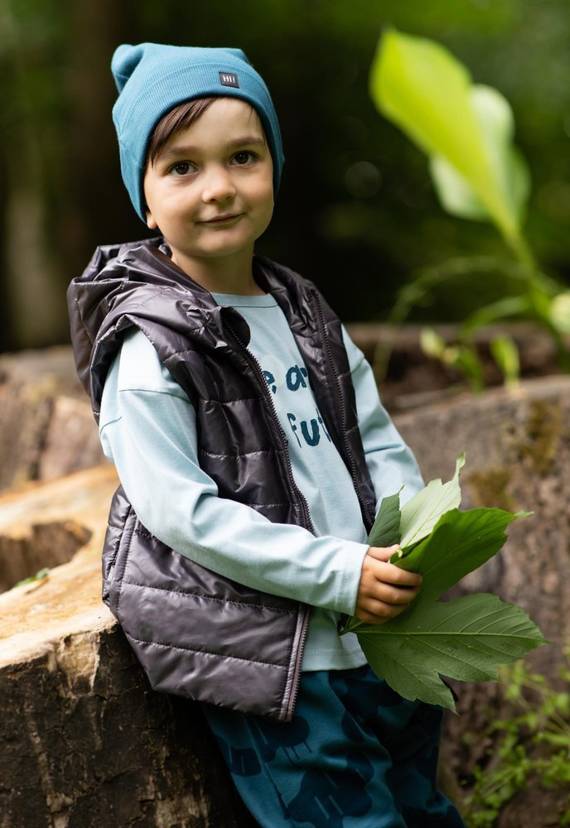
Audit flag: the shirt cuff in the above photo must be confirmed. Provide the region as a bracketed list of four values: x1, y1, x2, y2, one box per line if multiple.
[335, 540, 370, 616]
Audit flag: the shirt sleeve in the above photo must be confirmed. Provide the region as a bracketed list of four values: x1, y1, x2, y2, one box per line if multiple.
[99, 330, 369, 616]
[341, 324, 425, 512]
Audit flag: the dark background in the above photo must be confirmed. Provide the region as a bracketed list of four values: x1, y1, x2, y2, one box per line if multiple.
[2, 0, 569, 350]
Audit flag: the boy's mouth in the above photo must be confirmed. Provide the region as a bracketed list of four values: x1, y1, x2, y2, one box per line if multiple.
[198, 213, 243, 224]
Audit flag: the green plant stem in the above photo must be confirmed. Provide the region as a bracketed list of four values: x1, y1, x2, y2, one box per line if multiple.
[507, 231, 537, 275]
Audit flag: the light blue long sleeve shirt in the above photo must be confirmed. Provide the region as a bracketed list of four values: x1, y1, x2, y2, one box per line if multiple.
[99, 290, 424, 671]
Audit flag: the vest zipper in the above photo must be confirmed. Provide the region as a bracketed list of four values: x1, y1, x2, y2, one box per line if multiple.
[223, 316, 314, 720]
[225, 321, 315, 534]
[310, 291, 378, 635]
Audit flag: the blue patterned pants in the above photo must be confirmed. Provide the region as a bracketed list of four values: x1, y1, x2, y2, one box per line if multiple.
[200, 663, 466, 827]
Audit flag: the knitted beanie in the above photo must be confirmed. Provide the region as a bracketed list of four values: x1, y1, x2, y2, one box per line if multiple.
[110, 42, 285, 223]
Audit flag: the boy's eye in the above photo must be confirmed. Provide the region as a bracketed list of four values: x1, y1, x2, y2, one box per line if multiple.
[233, 150, 257, 165]
[167, 150, 257, 176]
[169, 161, 194, 176]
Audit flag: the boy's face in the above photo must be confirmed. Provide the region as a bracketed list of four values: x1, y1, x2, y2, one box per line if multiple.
[143, 97, 274, 270]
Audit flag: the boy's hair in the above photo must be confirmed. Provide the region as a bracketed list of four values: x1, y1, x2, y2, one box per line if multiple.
[146, 96, 263, 168]
[146, 97, 217, 167]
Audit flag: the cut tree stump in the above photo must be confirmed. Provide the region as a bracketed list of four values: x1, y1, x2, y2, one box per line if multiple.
[0, 464, 256, 827]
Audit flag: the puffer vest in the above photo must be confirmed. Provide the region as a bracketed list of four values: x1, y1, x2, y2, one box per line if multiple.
[67, 236, 377, 721]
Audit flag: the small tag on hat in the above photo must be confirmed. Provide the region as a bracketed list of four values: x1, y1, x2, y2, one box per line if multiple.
[219, 71, 239, 88]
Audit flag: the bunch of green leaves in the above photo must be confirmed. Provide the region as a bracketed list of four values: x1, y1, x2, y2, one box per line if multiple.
[461, 647, 570, 827]
[369, 28, 570, 385]
[339, 454, 548, 711]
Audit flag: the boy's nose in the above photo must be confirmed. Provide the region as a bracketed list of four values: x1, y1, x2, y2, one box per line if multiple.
[201, 166, 237, 202]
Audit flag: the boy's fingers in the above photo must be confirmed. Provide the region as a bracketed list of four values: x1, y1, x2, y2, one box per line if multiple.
[374, 582, 420, 605]
[367, 545, 400, 562]
[372, 559, 423, 587]
[357, 599, 408, 623]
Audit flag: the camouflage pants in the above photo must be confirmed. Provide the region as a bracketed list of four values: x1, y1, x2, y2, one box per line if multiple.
[201, 663, 466, 827]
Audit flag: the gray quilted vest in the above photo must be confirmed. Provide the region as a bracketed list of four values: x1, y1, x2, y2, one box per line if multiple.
[67, 236, 377, 721]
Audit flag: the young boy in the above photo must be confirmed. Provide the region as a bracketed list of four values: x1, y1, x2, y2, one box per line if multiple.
[67, 43, 465, 827]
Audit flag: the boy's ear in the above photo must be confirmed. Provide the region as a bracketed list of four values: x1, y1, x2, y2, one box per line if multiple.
[145, 206, 158, 230]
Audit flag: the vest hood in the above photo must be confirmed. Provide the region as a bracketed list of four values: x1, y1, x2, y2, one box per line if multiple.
[66, 235, 313, 420]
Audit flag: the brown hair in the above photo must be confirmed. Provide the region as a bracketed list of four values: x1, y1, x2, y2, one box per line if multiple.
[145, 95, 263, 167]
[146, 97, 218, 167]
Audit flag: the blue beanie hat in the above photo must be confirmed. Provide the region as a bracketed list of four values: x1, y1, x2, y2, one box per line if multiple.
[110, 42, 285, 223]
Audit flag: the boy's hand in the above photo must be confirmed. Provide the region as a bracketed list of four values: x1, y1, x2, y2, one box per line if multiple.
[355, 545, 423, 624]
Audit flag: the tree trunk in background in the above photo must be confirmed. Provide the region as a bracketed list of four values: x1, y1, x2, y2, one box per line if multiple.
[2, 0, 64, 348]
[60, 0, 127, 288]
[0, 0, 128, 351]
[6, 184, 64, 348]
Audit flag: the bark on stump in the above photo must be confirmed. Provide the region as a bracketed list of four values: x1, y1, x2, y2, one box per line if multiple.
[0, 466, 256, 827]
[0, 346, 103, 493]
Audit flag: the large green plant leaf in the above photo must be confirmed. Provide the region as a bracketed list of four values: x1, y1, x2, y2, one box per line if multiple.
[368, 489, 401, 548]
[397, 454, 465, 551]
[391, 506, 531, 606]
[370, 28, 527, 248]
[430, 86, 530, 227]
[358, 593, 548, 710]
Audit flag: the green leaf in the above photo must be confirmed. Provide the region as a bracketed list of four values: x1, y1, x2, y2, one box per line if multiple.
[368, 489, 401, 548]
[396, 454, 465, 551]
[394, 507, 531, 607]
[420, 327, 446, 359]
[461, 295, 531, 336]
[370, 28, 528, 249]
[430, 86, 530, 228]
[490, 335, 520, 388]
[454, 346, 485, 392]
[549, 291, 570, 335]
[357, 593, 548, 710]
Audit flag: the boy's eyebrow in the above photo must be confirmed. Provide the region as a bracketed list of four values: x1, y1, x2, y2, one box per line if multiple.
[160, 135, 266, 161]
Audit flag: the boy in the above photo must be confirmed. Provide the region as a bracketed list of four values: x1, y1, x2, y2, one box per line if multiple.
[67, 43, 465, 826]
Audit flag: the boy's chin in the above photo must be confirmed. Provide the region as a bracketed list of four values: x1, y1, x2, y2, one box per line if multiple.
[170, 241, 253, 263]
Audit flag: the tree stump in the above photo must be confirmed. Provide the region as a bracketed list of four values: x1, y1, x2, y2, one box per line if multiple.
[395, 375, 570, 827]
[0, 465, 256, 827]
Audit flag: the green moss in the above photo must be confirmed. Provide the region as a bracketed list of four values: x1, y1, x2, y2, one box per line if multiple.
[520, 399, 562, 475]
[467, 467, 516, 511]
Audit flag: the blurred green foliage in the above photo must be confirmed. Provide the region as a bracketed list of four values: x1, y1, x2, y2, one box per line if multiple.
[1, 0, 570, 348]
[368, 27, 570, 387]
[461, 648, 570, 827]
